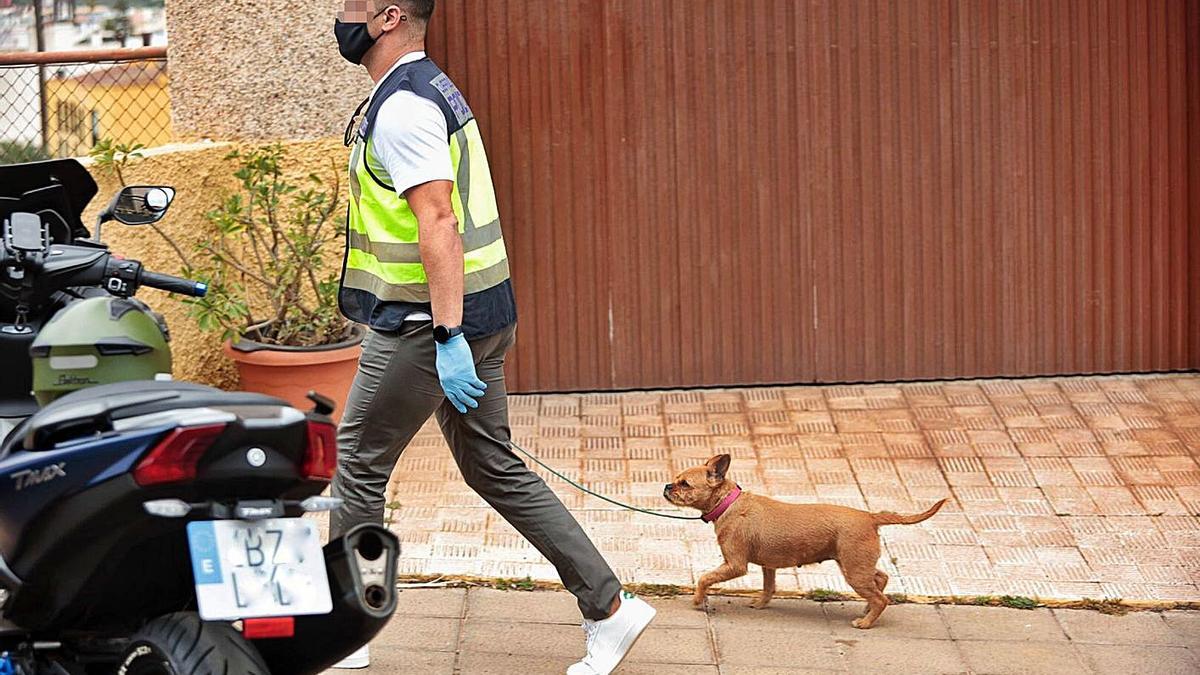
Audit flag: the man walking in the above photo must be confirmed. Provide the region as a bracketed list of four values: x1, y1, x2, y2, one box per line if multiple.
[330, 2, 655, 671]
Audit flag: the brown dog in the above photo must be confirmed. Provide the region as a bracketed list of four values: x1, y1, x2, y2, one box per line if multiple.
[665, 454, 946, 629]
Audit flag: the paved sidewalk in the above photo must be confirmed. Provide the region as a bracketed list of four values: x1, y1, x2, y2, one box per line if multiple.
[329, 586, 1200, 674]
[375, 374, 1200, 603]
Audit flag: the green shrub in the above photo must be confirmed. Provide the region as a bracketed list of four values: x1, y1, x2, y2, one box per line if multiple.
[89, 139, 144, 186]
[494, 577, 537, 591]
[808, 588, 849, 602]
[0, 141, 51, 164]
[182, 144, 351, 347]
[998, 595, 1038, 610]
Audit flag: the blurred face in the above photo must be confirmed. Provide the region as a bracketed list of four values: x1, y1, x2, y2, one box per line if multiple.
[334, 1, 401, 65]
[337, 0, 384, 23]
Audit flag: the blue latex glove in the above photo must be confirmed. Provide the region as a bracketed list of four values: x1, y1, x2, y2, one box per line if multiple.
[436, 334, 487, 413]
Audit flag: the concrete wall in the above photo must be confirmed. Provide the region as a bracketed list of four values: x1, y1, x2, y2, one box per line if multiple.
[166, 0, 369, 140]
[84, 139, 351, 389]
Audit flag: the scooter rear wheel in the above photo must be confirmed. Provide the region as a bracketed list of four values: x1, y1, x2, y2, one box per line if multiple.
[116, 612, 270, 675]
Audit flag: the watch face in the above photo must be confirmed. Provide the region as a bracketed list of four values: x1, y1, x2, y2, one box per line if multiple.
[434, 325, 462, 343]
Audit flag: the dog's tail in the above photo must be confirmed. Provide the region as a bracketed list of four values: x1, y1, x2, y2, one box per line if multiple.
[871, 498, 947, 526]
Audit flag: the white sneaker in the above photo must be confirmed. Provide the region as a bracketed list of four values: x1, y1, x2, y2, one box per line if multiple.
[331, 644, 370, 669]
[566, 591, 656, 675]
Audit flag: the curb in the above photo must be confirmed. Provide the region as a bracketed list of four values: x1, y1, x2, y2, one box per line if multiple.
[396, 574, 1200, 615]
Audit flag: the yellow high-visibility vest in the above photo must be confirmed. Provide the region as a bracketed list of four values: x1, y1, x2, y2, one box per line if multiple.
[340, 58, 510, 311]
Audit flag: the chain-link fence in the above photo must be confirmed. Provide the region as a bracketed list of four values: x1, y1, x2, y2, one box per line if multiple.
[0, 47, 169, 163]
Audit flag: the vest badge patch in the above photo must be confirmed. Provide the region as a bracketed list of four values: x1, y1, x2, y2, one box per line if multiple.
[429, 72, 473, 126]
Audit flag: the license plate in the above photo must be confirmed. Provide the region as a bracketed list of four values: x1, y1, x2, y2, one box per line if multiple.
[186, 518, 332, 621]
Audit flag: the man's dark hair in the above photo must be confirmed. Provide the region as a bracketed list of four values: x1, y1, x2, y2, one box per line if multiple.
[398, 0, 434, 23]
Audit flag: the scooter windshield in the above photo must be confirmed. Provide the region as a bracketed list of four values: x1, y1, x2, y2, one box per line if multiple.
[0, 159, 98, 242]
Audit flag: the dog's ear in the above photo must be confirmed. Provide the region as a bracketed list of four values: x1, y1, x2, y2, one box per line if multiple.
[706, 454, 731, 485]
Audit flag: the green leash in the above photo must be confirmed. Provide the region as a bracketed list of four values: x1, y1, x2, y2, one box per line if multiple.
[509, 441, 703, 521]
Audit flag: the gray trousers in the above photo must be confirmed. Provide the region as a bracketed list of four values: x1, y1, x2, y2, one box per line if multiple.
[330, 321, 621, 620]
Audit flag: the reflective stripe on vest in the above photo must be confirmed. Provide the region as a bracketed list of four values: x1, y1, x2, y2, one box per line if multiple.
[342, 83, 508, 304]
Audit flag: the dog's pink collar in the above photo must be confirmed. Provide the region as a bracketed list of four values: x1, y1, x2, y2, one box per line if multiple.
[701, 486, 742, 523]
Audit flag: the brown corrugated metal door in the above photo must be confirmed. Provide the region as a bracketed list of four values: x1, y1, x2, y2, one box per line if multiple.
[1190, 0, 1200, 371]
[427, 0, 1199, 393]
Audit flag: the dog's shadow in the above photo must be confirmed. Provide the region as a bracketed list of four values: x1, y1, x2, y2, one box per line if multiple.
[702, 595, 829, 622]
[702, 596, 892, 637]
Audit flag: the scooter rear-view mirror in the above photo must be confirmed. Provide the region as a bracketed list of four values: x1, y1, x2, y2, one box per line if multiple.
[95, 186, 176, 242]
[110, 186, 176, 226]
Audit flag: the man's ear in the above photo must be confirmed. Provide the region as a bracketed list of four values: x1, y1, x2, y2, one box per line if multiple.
[706, 454, 731, 485]
[377, 4, 408, 30]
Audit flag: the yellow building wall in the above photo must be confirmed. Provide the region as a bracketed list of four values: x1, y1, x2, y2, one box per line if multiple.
[46, 74, 173, 158]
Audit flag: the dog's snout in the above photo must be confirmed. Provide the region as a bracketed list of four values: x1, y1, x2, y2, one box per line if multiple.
[664, 483, 673, 491]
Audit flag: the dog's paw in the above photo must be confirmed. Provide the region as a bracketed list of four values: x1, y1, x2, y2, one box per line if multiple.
[691, 593, 707, 608]
[851, 618, 874, 629]
[749, 599, 771, 610]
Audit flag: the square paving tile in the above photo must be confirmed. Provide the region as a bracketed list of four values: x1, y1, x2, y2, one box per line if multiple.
[335, 646, 456, 675]
[625, 627, 714, 664]
[454, 652, 572, 675]
[618, 666, 722, 675]
[940, 606, 1066, 641]
[393, 587, 466, 618]
[1161, 610, 1200, 645]
[459, 620, 583, 658]
[708, 597, 831, 634]
[370, 615, 460, 651]
[1077, 644, 1199, 675]
[838, 636, 968, 675]
[1052, 609, 1186, 646]
[956, 640, 1087, 675]
[644, 596, 712, 629]
[720, 662, 844, 667]
[823, 602, 951, 640]
[467, 587, 581, 624]
[714, 622, 842, 667]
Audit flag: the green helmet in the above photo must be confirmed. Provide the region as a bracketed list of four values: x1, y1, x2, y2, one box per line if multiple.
[31, 296, 172, 405]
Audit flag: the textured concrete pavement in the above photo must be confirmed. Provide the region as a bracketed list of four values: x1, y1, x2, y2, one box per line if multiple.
[375, 374, 1200, 603]
[329, 586, 1200, 674]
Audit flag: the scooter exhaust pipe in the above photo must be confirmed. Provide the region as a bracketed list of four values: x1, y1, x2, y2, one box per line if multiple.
[364, 583, 389, 610]
[252, 524, 399, 675]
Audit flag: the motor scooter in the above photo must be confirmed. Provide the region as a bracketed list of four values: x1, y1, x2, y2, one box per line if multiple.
[0, 159, 396, 674]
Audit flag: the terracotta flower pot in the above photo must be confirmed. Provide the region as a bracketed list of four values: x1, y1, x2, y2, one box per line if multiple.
[223, 327, 364, 423]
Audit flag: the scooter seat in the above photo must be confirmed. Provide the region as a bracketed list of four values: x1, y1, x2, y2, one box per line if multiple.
[0, 381, 290, 458]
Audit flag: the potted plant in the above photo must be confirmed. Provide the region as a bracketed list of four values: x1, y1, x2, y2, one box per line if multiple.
[179, 144, 361, 417]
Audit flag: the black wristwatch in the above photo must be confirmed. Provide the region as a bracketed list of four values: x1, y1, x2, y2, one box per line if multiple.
[433, 324, 463, 344]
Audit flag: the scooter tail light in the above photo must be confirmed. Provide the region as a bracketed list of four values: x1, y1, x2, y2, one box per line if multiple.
[242, 616, 294, 639]
[133, 424, 227, 486]
[302, 420, 338, 480]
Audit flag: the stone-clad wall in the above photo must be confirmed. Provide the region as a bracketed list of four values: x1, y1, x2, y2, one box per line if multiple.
[166, 0, 370, 140]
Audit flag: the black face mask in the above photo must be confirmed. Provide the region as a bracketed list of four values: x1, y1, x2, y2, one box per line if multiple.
[334, 19, 377, 65]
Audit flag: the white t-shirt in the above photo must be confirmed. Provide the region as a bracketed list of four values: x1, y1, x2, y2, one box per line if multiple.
[364, 51, 451, 322]
[366, 51, 453, 199]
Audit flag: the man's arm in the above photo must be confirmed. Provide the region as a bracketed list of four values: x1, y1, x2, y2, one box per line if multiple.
[371, 91, 459, 323]
[373, 92, 484, 412]
[406, 179, 462, 327]
[406, 178, 485, 413]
